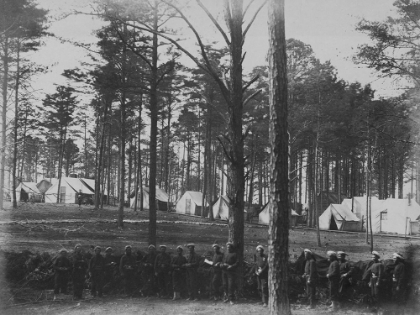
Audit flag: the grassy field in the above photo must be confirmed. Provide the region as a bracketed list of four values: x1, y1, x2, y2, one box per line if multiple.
[1, 201, 420, 314]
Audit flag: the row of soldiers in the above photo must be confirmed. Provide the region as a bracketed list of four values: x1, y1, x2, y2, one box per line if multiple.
[303, 249, 406, 310]
[53, 242, 269, 305]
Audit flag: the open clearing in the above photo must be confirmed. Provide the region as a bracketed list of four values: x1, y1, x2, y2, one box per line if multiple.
[1, 202, 420, 314]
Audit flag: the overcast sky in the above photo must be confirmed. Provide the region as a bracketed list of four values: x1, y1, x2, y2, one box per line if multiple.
[30, 0, 401, 101]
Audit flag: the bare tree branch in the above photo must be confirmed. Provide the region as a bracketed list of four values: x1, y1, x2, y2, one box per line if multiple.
[243, 89, 262, 107]
[242, 75, 259, 93]
[242, 0, 268, 41]
[196, 0, 231, 47]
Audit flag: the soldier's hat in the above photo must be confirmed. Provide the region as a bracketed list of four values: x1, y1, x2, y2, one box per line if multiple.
[372, 251, 380, 258]
[226, 242, 234, 247]
[59, 248, 68, 253]
[105, 247, 113, 252]
[337, 251, 346, 256]
[159, 245, 167, 248]
[327, 250, 337, 257]
[186, 243, 195, 248]
[304, 248, 312, 253]
[212, 243, 220, 248]
[176, 245, 183, 250]
[256, 245, 264, 251]
[125, 245, 132, 250]
[94, 246, 101, 251]
[74, 243, 82, 249]
[393, 252, 403, 259]
[148, 244, 156, 250]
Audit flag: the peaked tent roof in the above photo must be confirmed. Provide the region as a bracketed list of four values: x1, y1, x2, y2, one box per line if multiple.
[329, 204, 360, 222]
[18, 182, 41, 194]
[143, 187, 169, 202]
[184, 191, 206, 206]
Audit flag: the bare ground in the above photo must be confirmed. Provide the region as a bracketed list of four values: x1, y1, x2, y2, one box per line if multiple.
[1, 201, 420, 314]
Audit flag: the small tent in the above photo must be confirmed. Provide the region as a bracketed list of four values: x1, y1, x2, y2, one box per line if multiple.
[258, 203, 300, 226]
[12, 182, 41, 202]
[130, 186, 169, 211]
[175, 191, 208, 216]
[212, 195, 230, 220]
[372, 198, 420, 235]
[44, 177, 94, 204]
[319, 204, 361, 231]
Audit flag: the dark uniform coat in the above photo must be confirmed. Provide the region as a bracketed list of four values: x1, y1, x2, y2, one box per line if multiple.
[54, 256, 71, 295]
[89, 254, 105, 296]
[211, 252, 224, 298]
[327, 260, 340, 302]
[171, 255, 187, 292]
[120, 253, 137, 296]
[222, 252, 238, 301]
[256, 254, 268, 304]
[304, 258, 317, 307]
[154, 252, 172, 297]
[72, 252, 88, 298]
[185, 252, 200, 299]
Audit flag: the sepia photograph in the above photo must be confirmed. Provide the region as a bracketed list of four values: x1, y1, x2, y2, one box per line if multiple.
[0, 0, 419, 314]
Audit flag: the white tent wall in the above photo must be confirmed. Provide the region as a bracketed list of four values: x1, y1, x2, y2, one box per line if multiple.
[319, 204, 361, 231]
[175, 191, 207, 216]
[130, 187, 169, 210]
[341, 196, 382, 220]
[258, 205, 299, 226]
[372, 198, 420, 235]
[212, 195, 230, 220]
[44, 177, 94, 204]
[11, 182, 41, 202]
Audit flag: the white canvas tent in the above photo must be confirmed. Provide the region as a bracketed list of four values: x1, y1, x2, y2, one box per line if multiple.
[372, 198, 420, 235]
[212, 195, 230, 220]
[341, 196, 382, 220]
[12, 182, 41, 202]
[130, 187, 169, 210]
[175, 191, 208, 216]
[258, 204, 299, 226]
[44, 177, 94, 204]
[319, 204, 361, 231]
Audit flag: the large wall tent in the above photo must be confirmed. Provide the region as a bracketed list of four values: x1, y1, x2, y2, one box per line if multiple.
[341, 196, 381, 220]
[372, 198, 420, 235]
[319, 204, 362, 232]
[175, 191, 208, 216]
[130, 187, 169, 211]
[44, 177, 94, 204]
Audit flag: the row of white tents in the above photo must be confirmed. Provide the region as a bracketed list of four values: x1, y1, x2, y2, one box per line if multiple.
[11, 177, 97, 204]
[319, 196, 420, 235]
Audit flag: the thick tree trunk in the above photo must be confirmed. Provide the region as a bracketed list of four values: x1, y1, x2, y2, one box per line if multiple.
[1, 38, 9, 210]
[148, 0, 159, 245]
[12, 42, 20, 208]
[226, 0, 245, 292]
[134, 96, 143, 212]
[267, 0, 291, 312]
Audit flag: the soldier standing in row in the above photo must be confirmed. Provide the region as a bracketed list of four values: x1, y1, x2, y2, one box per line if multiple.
[120, 245, 137, 297]
[210, 243, 224, 301]
[89, 246, 105, 297]
[54, 249, 71, 299]
[392, 252, 405, 304]
[171, 245, 187, 300]
[369, 251, 385, 310]
[303, 249, 317, 309]
[185, 243, 200, 301]
[255, 245, 268, 307]
[141, 244, 157, 296]
[337, 251, 354, 300]
[326, 251, 340, 310]
[104, 247, 117, 293]
[155, 245, 171, 298]
[72, 244, 88, 299]
[222, 242, 238, 305]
